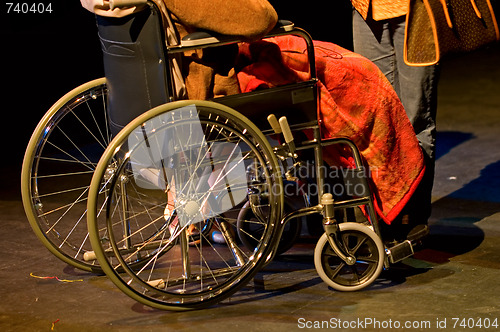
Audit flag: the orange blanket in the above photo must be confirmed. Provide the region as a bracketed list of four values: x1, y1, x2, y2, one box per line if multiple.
[236, 36, 425, 224]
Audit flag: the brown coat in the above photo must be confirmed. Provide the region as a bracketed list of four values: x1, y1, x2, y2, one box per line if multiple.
[165, 0, 278, 99]
[80, 0, 277, 39]
[80, 0, 278, 99]
[351, 0, 408, 20]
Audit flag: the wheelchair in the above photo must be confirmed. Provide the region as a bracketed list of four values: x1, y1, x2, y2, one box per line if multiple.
[21, 0, 419, 310]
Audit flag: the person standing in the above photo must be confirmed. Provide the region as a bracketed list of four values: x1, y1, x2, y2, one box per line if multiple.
[351, 0, 439, 242]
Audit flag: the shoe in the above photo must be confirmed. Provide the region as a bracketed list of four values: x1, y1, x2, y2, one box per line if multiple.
[406, 224, 429, 242]
[390, 213, 429, 242]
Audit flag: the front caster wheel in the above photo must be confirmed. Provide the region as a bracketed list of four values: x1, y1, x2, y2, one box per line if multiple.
[314, 222, 384, 291]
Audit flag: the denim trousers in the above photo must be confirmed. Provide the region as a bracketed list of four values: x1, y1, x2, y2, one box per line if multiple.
[352, 10, 439, 224]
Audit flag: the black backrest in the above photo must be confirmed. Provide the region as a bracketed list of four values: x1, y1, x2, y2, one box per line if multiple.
[97, 5, 170, 136]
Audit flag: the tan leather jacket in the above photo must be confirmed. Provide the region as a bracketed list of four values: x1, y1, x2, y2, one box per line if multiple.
[80, 0, 278, 99]
[351, 0, 408, 20]
[80, 0, 277, 39]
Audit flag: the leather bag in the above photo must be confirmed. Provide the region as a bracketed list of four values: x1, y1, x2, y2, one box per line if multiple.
[404, 0, 500, 66]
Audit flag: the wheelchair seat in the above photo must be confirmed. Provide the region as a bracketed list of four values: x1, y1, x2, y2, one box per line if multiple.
[215, 80, 317, 132]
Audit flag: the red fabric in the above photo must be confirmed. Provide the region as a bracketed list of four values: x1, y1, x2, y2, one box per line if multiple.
[236, 36, 425, 224]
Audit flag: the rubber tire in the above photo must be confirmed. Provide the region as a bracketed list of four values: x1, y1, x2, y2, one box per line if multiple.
[314, 222, 384, 292]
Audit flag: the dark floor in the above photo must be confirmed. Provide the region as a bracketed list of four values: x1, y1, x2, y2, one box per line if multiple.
[2, 45, 500, 331]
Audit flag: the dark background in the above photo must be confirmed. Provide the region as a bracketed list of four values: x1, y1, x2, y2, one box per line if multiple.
[2, 2, 103, 168]
[1, 1, 353, 171]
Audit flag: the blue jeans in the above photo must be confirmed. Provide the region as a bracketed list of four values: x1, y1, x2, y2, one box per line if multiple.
[352, 10, 439, 224]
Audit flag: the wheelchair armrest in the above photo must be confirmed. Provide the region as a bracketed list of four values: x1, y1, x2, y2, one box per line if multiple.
[109, 0, 148, 10]
[174, 19, 315, 79]
[180, 20, 295, 47]
[273, 20, 295, 32]
[181, 31, 229, 47]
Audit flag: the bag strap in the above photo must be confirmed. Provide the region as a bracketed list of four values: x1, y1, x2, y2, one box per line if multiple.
[439, 0, 454, 28]
[469, 0, 483, 19]
[439, 0, 484, 29]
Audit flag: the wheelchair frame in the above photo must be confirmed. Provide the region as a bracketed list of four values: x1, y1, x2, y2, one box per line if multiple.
[21, 0, 419, 310]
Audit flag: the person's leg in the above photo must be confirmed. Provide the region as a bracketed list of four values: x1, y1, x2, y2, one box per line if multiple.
[352, 10, 399, 90]
[392, 16, 439, 233]
[352, 10, 401, 241]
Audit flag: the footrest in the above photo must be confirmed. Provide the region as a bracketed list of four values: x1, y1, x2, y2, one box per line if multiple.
[386, 240, 414, 264]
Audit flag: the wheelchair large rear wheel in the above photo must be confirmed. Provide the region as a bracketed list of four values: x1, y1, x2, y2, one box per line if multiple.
[87, 100, 283, 310]
[21, 78, 108, 272]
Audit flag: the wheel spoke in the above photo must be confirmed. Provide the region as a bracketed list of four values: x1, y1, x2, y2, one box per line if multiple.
[87, 101, 281, 309]
[22, 79, 108, 272]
